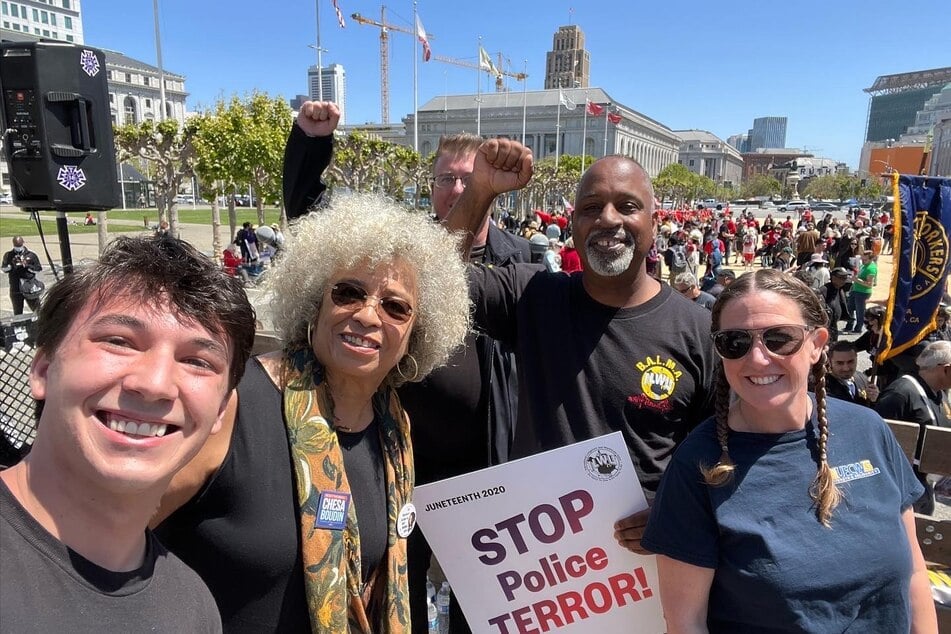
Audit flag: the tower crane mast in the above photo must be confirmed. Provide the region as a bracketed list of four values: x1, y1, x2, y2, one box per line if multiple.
[351, 7, 421, 124]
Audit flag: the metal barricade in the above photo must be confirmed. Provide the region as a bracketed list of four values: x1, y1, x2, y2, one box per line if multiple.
[0, 315, 39, 466]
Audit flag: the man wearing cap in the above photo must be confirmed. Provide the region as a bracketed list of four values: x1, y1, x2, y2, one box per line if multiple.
[1, 236, 43, 315]
[821, 267, 852, 341]
[673, 271, 716, 310]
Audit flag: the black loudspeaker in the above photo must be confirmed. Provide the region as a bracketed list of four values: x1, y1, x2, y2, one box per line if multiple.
[0, 41, 120, 211]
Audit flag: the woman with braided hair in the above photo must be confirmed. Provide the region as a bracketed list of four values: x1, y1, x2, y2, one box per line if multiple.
[642, 268, 936, 633]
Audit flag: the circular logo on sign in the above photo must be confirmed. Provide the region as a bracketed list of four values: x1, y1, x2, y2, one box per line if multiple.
[397, 502, 417, 538]
[584, 447, 622, 481]
[911, 212, 949, 300]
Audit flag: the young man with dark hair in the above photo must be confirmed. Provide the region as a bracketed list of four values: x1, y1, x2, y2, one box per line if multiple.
[0, 235, 256, 631]
[825, 340, 878, 407]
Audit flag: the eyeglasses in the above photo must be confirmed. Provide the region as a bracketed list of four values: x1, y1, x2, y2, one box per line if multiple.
[711, 325, 814, 360]
[431, 173, 471, 189]
[329, 282, 414, 325]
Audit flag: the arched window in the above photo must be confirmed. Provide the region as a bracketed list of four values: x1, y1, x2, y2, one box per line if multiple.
[123, 96, 137, 125]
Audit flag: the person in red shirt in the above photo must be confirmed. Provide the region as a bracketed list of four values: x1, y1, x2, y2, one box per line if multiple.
[559, 237, 583, 273]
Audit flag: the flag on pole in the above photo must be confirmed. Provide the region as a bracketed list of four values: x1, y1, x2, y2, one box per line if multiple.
[330, 0, 346, 28]
[559, 88, 576, 111]
[607, 111, 622, 124]
[416, 15, 431, 62]
[479, 46, 501, 77]
[878, 174, 951, 363]
[561, 195, 575, 214]
[586, 101, 603, 116]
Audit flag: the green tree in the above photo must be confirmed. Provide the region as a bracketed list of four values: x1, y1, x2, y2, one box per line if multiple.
[740, 174, 782, 198]
[242, 92, 293, 225]
[326, 131, 420, 199]
[803, 174, 839, 200]
[114, 118, 197, 237]
[653, 163, 695, 208]
[192, 98, 248, 258]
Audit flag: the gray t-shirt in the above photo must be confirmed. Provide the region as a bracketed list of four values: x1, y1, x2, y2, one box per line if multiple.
[0, 481, 221, 633]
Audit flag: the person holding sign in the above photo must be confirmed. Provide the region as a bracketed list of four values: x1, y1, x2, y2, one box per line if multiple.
[154, 195, 470, 632]
[642, 269, 936, 633]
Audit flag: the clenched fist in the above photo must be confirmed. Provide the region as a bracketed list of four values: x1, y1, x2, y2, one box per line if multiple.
[470, 138, 534, 195]
[296, 101, 340, 138]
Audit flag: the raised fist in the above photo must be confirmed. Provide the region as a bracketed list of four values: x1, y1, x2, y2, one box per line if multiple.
[296, 101, 340, 138]
[470, 138, 534, 195]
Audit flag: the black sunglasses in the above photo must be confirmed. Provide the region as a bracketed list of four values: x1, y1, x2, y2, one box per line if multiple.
[711, 325, 814, 360]
[330, 282, 414, 325]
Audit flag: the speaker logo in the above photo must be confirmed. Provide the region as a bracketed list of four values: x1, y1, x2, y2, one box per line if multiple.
[80, 50, 100, 77]
[57, 166, 87, 191]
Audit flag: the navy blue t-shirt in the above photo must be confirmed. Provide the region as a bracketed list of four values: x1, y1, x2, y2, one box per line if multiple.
[643, 397, 923, 633]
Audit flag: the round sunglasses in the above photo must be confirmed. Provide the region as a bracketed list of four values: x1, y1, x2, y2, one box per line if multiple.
[330, 281, 414, 324]
[711, 324, 814, 360]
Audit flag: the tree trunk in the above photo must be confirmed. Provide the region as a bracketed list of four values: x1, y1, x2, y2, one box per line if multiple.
[227, 197, 237, 242]
[169, 201, 180, 238]
[97, 211, 108, 253]
[211, 198, 222, 263]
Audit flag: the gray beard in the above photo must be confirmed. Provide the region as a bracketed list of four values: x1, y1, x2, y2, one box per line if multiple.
[584, 232, 636, 277]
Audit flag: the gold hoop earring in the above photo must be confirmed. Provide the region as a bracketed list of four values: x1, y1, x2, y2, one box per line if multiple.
[306, 321, 314, 346]
[396, 354, 419, 382]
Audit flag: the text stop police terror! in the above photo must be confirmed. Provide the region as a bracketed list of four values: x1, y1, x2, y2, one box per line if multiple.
[470, 489, 654, 633]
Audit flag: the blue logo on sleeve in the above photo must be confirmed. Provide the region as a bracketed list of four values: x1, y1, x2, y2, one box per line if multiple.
[314, 490, 350, 530]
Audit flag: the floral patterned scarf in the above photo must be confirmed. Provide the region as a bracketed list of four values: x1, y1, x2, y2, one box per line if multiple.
[282, 346, 413, 633]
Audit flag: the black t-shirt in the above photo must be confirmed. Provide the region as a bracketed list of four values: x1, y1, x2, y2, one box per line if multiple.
[156, 359, 309, 632]
[470, 265, 716, 497]
[399, 334, 484, 484]
[338, 415, 388, 584]
[1, 482, 221, 633]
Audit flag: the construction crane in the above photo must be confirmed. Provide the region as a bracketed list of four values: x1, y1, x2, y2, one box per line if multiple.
[351, 7, 425, 124]
[351, 7, 528, 123]
[431, 51, 528, 93]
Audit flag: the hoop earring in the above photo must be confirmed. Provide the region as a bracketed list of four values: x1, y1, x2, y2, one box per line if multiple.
[306, 321, 314, 346]
[396, 354, 419, 382]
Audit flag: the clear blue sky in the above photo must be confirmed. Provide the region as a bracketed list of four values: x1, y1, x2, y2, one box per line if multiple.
[85, 0, 950, 170]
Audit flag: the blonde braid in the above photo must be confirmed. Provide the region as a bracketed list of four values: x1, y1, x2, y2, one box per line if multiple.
[809, 350, 842, 526]
[702, 363, 736, 486]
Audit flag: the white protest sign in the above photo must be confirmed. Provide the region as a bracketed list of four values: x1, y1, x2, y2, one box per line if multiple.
[413, 432, 665, 634]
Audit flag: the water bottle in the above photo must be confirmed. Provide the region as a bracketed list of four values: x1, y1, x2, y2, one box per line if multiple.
[427, 597, 439, 634]
[436, 581, 451, 634]
[426, 576, 436, 605]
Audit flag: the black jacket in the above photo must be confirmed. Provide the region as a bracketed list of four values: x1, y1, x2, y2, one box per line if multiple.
[826, 372, 875, 408]
[280, 125, 530, 469]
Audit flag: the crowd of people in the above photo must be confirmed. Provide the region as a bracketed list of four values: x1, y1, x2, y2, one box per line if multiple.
[0, 99, 943, 633]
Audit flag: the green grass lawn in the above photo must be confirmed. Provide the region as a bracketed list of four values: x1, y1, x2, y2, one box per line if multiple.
[0, 206, 284, 238]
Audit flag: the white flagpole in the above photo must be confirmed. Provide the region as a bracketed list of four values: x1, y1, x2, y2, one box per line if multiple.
[555, 85, 562, 171]
[476, 36, 482, 136]
[413, 1, 419, 154]
[581, 90, 589, 173]
[603, 102, 611, 156]
[152, 0, 167, 122]
[314, 0, 323, 101]
[521, 59, 528, 145]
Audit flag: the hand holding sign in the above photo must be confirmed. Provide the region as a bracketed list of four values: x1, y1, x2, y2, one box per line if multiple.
[413, 433, 665, 633]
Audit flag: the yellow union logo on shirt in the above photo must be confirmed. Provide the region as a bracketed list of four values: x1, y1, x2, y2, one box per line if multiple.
[830, 459, 880, 483]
